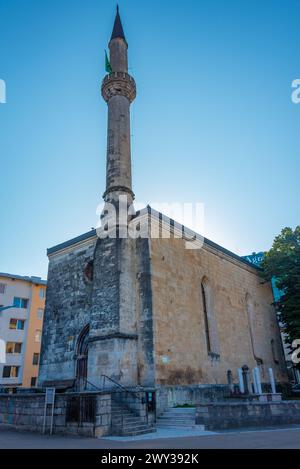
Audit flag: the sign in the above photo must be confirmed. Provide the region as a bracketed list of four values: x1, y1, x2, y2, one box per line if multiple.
[243, 252, 284, 302]
[243, 252, 264, 267]
[43, 388, 56, 435]
[46, 388, 55, 405]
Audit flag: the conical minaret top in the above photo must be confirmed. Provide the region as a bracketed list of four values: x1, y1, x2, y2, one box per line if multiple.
[102, 6, 136, 205]
[111, 5, 126, 42]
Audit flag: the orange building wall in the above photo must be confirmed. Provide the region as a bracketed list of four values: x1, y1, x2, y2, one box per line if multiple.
[22, 283, 45, 387]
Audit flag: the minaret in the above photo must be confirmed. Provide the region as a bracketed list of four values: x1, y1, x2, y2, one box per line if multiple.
[88, 7, 140, 388]
[101, 6, 136, 206]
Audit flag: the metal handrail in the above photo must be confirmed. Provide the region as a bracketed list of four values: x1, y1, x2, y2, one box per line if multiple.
[101, 375, 148, 426]
[81, 375, 149, 429]
[83, 379, 102, 392]
[82, 376, 141, 400]
[101, 375, 142, 400]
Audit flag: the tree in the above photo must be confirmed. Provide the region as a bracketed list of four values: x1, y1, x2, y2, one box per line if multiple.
[261, 226, 300, 366]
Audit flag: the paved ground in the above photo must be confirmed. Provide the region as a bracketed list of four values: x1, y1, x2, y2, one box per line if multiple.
[1, 425, 300, 449]
[104, 427, 216, 442]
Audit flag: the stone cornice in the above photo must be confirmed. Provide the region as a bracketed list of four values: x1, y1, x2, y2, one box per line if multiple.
[103, 185, 135, 201]
[47, 206, 261, 277]
[89, 332, 138, 342]
[47, 232, 97, 259]
[134, 207, 261, 276]
[101, 72, 136, 103]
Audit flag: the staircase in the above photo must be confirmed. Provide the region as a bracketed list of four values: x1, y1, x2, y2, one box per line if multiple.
[111, 400, 156, 436]
[157, 407, 205, 430]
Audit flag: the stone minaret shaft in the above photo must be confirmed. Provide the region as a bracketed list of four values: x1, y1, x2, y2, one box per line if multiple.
[101, 7, 136, 205]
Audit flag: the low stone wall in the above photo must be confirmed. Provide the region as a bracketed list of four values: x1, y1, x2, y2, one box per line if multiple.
[0, 392, 111, 438]
[196, 401, 300, 430]
[156, 385, 231, 416]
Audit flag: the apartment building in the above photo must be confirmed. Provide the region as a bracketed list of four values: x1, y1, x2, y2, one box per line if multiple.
[0, 273, 46, 389]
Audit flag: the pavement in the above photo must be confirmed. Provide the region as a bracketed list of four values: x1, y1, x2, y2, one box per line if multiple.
[1, 425, 300, 449]
[103, 426, 216, 442]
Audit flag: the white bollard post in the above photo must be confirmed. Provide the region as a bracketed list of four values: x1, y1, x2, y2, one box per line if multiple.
[268, 368, 276, 394]
[238, 368, 245, 394]
[254, 367, 262, 395]
[252, 368, 258, 394]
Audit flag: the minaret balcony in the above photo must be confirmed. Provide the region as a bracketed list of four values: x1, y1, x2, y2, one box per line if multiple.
[101, 72, 136, 103]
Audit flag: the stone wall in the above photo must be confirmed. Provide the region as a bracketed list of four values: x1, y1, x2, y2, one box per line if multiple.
[136, 238, 155, 387]
[196, 401, 300, 430]
[87, 234, 155, 389]
[156, 385, 231, 416]
[0, 392, 111, 438]
[39, 210, 288, 392]
[88, 236, 140, 388]
[40, 230, 155, 390]
[39, 238, 96, 385]
[150, 237, 287, 387]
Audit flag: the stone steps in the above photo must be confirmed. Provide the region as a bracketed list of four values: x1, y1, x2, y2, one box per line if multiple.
[159, 413, 195, 419]
[121, 423, 152, 431]
[113, 417, 149, 426]
[158, 419, 196, 425]
[111, 400, 155, 437]
[119, 427, 156, 437]
[157, 423, 204, 430]
[112, 409, 133, 415]
[112, 423, 156, 436]
[157, 407, 205, 431]
[113, 415, 144, 422]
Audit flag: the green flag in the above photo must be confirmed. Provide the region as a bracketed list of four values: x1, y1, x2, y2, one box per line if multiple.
[105, 50, 112, 74]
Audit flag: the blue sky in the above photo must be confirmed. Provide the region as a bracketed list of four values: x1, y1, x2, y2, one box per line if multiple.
[0, 0, 299, 279]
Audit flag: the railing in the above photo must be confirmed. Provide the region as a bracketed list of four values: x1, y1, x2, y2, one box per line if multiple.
[101, 375, 144, 401]
[84, 379, 102, 392]
[79, 375, 149, 432]
[101, 375, 148, 431]
[102, 71, 135, 83]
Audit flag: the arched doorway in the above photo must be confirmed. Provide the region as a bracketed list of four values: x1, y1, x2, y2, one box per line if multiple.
[75, 324, 90, 391]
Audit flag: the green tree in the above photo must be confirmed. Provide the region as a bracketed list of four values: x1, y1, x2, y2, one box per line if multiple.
[261, 227, 300, 365]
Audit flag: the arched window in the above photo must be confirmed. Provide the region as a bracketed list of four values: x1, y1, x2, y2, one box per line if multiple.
[201, 283, 211, 353]
[84, 261, 94, 283]
[201, 278, 220, 357]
